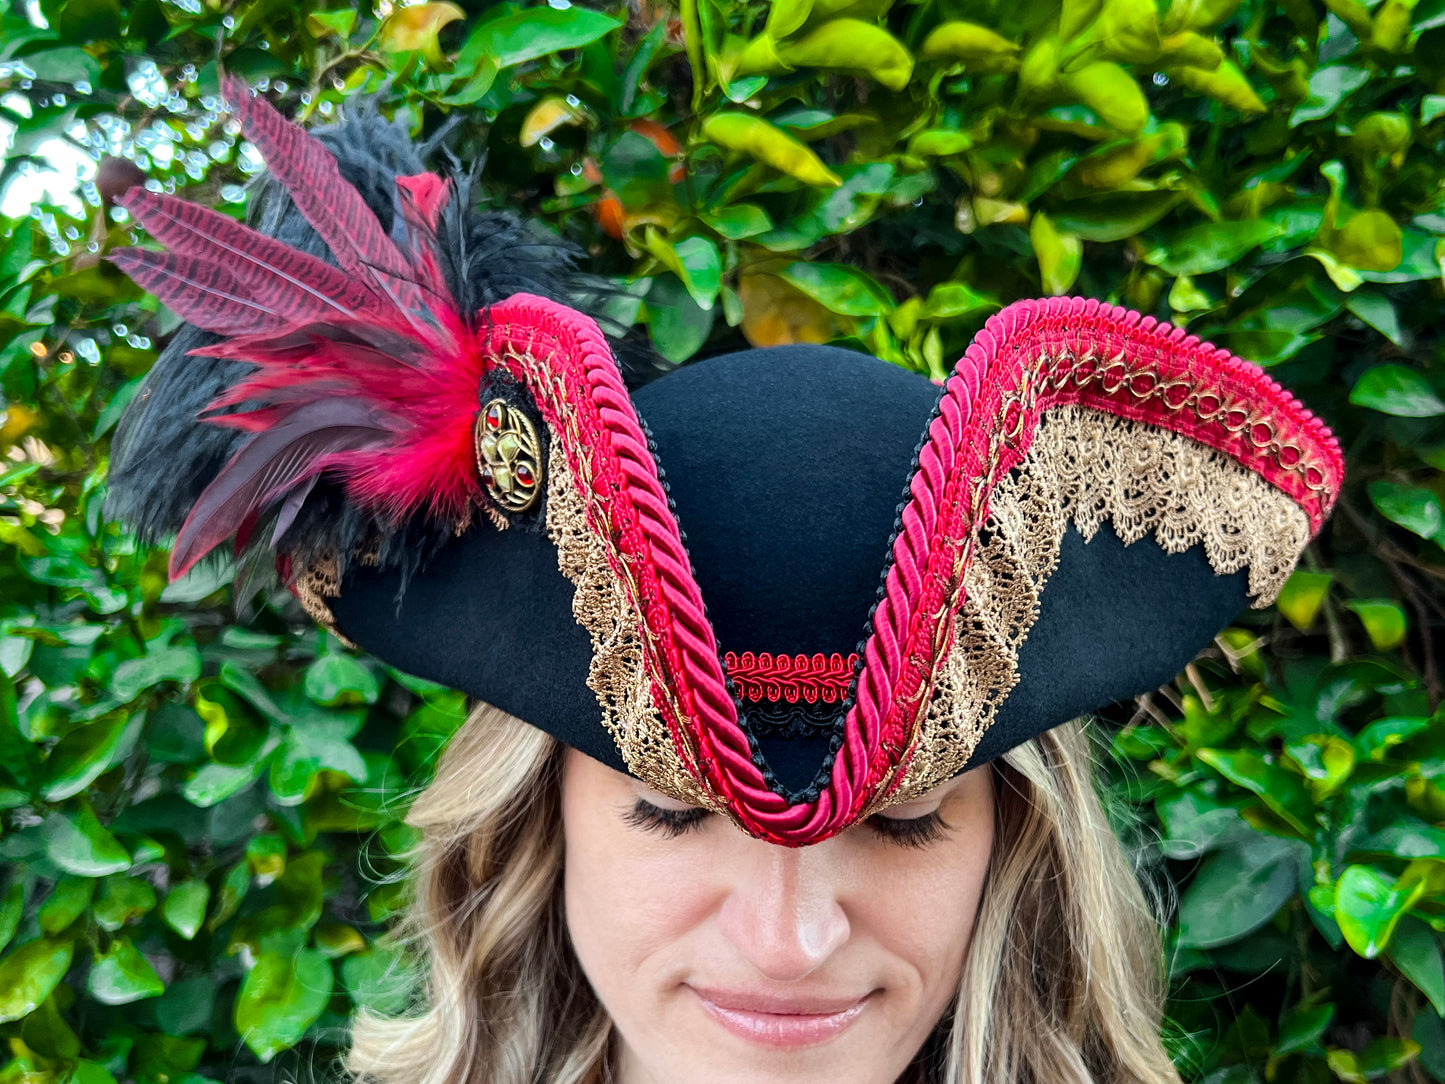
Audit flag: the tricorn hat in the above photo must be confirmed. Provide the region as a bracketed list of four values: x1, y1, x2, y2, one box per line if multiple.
[107, 82, 1343, 845]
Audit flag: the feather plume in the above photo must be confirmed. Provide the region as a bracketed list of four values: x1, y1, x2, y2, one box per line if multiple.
[110, 81, 488, 580]
[108, 248, 294, 337]
[105, 88, 662, 589]
[116, 188, 385, 323]
[170, 400, 392, 578]
[221, 76, 428, 322]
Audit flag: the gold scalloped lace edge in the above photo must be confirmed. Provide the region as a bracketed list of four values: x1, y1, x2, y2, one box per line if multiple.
[292, 553, 357, 649]
[882, 405, 1312, 804]
[543, 442, 717, 808]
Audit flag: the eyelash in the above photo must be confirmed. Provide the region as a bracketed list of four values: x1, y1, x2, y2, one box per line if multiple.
[624, 799, 949, 848]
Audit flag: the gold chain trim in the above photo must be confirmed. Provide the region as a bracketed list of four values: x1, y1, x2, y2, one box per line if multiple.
[543, 442, 716, 809]
[882, 406, 1310, 804]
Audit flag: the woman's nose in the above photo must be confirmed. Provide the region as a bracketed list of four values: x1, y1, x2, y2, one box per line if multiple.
[717, 844, 851, 981]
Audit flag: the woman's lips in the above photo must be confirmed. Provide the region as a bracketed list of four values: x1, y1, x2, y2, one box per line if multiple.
[689, 987, 872, 1048]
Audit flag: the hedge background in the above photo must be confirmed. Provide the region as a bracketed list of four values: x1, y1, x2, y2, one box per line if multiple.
[1, 0, 1443, 1080]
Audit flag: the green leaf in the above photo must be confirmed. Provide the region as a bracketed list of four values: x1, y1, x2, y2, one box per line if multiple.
[0, 883, 22, 953]
[1030, 211, 1083, 295]
[303, 653, 380, 707]
[1332, 210, 1403, 273]
[1275, 570, 1332, 631]
[0, 938, 74, 1023]
[38, 876, 94, 935]
[92, 374, 146, 439]
[1387, 917, 1445, 1015]
[645, 273, 715, 362]
[1169, 59, 1265, 113]
[919, 21, 1020, 66]
[234, 949, 334, 1062]
[1060, 61, 1148, 134]
[1276, 1002, 1333, 1056]
[42, 714, 142, 801]
[109, 646, 202, 702]
[1284, 735, 1355, 800]
[306, 9, 357, 38]
[1197, 748, 1313, 834]
[1176, 835, 1303, 949]
[775, 19, 914, 90]
[1356, 1037, 1423, 1075]
[44, 806, 131, 876]
[1368, 481, 1445, 541]
[88, 936, 165, 1005]
[269, 717, 368, 805]
[458, 6, 622, 69]
[24, 46, 101, 88]
[645, 233, 722, 309]
[1335, 864, 1422, 958]
[1048, 190, 1185, 241]
[93, 875, 157, 932]
[1144, 219, 1283, 276]
[1291, 64, 1371, 126]
[1350, 365, 1445, 417]
[918, 281, 994, 319]
[700, 204, 774, 239]
[764, 0, 812, 38]
[182, 758, 266, 808]
[1343, 599, 1408, 651]
[381, 3, 466, 68]
[340, 947, 416, 1015]
[702, 112, 842, 187]
[778, 262, 894, 316]
[162, 881, 210, 941]
[1157, 788, 1246, 860]
[1345, 291, 1404, 347]
[1354, 716, 1431, 761]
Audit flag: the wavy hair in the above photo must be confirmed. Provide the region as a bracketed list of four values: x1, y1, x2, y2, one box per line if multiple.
[348, 704, 1180, 1084]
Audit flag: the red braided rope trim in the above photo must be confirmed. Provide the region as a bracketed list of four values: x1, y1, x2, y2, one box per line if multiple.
[847, 297, 1344, 831]
[480, 295, 744, 815]
[724, 652, 860, 704]
[484, 294, 1342, 847]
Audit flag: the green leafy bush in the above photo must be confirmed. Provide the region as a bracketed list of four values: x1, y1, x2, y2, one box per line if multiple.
[1, 0, 1443, 1080]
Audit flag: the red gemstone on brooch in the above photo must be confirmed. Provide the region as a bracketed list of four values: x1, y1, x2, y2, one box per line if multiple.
[516, 463, 535, 487]
[485, 404, 504, 430]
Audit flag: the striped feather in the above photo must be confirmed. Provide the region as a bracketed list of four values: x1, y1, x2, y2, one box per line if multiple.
[109, 248, 291, 336]
[118, 188, 385, 324]
[222, 75, 428, 320]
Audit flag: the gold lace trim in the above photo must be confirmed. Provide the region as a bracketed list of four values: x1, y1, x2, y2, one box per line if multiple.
[291, 552, 357, 648]
[882, 406, 1311, 804]
[543, 441, 716, 808]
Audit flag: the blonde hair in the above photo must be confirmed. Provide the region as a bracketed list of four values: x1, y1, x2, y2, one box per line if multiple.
[349, 705, 1181, 1084]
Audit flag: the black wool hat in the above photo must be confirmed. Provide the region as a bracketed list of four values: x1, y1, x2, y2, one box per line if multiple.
[107, 82, 1343, 845]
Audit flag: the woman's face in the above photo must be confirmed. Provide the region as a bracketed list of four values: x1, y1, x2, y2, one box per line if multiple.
[561, 751, 995, 1084]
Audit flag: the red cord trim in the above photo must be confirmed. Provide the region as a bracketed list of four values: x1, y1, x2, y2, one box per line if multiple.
[724, 652, 860, 704]
[484, 294, 1343, 847]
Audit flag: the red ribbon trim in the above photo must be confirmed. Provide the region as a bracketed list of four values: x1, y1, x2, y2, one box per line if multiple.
[724, 652, 860, 704]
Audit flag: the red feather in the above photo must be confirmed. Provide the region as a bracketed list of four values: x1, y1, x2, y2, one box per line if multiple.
[108, 247, 293, 336]
[170, 400, 392, 579]
[117, 188, 385, 324]
[221, 76, 428, 322]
